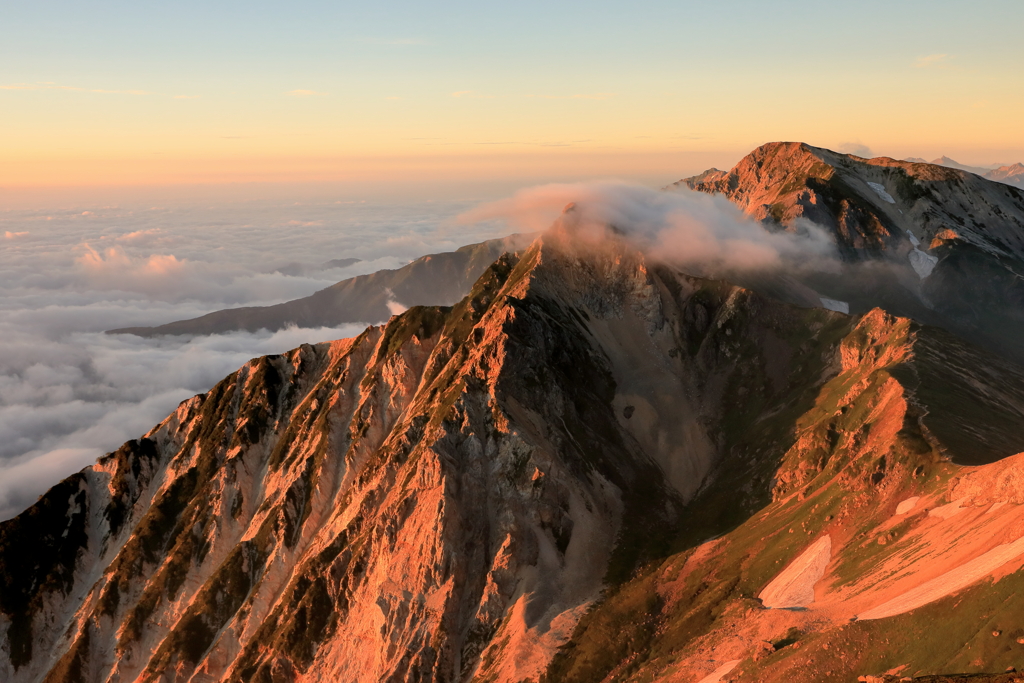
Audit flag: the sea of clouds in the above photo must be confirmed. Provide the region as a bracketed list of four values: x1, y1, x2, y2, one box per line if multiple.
[0, 194, 508, 520]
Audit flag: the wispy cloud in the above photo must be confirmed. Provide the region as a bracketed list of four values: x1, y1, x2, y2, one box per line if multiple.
[358, 38, 428, 46]
[459, 181, 839, 276]
[451, 90, 495, 99]
[838, 142, 874, 158]
[528, 93, 616, 100]
[914, 53, 950, 68]
[287, 89, 326, 97]
[114, 228, 162, 243]
[0, 82, 151, 95]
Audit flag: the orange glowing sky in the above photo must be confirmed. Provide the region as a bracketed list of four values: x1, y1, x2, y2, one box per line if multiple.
[3, 0, 1023, 189]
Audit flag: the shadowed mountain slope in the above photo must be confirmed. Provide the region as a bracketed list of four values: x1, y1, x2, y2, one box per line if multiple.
[6, 213, 1024, 681]
[675, 142, 1024, 365]
[109, 233, 534, 338]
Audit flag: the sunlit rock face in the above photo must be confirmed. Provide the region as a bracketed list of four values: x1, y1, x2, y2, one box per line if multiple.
[2, 218, 841, 683]
[984, 161, 1024, 188]
[6, 203, 1024, 682]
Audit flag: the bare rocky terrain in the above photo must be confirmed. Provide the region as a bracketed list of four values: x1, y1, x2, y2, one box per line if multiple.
[7, 144, 1024, 682]
[676, 142, 1024, 365]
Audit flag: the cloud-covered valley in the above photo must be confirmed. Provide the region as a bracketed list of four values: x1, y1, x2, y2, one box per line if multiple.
[0, 195, 508, 519]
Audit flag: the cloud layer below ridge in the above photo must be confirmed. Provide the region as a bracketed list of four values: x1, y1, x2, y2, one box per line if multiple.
[0, 195, 507, 519]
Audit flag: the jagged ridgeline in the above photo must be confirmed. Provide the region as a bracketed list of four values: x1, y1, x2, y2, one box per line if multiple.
[109, 233, 536, 338]
[5, 214, 1024, 683]
[677, 141, 1024, 367]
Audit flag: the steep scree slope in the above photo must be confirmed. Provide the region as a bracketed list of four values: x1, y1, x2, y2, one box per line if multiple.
[541, 308, 1024, 683]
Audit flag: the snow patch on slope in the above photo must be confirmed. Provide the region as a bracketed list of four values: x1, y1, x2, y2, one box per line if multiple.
[759, 535, 831, 609]
[929, 498, 965, 520]
[909, 247, 938, 279]
[696, 660, 741, 683]
[895, 497, 920, 515]
[819, 297, 849, 314]
[867, 182, 896, 204]
[987, 501, 1008, 515]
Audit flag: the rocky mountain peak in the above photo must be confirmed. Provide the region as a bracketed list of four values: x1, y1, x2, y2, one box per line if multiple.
[3, 227, 775, 682]
[672, 142, 1024, 366]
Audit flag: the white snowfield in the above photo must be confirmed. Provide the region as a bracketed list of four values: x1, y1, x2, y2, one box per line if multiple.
[906, 230, 921, 247]
[909, 247, 938, 279]
[867, 182, 896, 204]
[819, 297, 850, 314]
[695, 659, 741, 683]
[759, 535, 831, 608]
[856, 534, 1024, 621]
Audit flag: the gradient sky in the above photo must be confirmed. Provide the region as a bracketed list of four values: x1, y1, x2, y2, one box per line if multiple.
[3, 0, 1023, 187]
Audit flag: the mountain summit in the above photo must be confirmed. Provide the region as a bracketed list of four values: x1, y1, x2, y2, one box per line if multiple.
[676, 142, 1024, 365]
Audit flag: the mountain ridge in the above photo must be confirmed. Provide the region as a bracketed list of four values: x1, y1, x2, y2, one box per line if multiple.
[903, 156, 1024, 187]
[108, 233, 535, 338]
[111, 144, 1024, 372]
[6, 213, 1024, 681]
[676, 141, 1024, 366]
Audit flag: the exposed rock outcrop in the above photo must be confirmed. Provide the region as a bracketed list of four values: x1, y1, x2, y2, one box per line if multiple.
[674, 142, 1024, 366]
[3, 216, 866, 682]
[675, 142, 1024, 261]
[7, 192, 1024, 683]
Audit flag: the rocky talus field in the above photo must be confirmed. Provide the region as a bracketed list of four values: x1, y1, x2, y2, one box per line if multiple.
[6, 147, 1024, 682]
